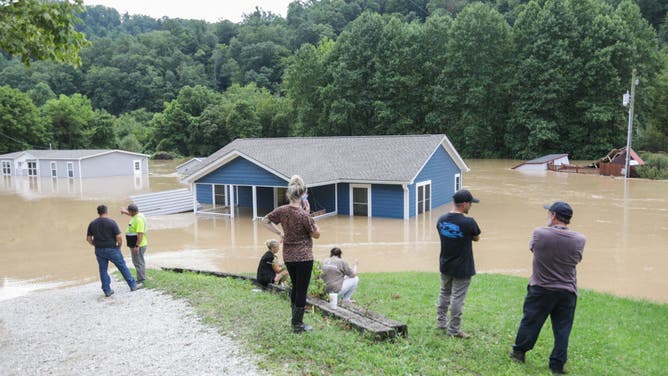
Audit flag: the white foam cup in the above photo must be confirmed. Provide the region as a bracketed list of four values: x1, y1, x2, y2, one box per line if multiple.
[328, 293, 338, 309]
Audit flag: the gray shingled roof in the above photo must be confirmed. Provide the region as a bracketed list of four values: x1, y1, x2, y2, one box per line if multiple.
[183, 135, 468, 186]
[0, 149, 148, 160]
[524, 154, 569, 164]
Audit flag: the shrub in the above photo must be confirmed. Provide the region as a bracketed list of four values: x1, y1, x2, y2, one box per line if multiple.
[308, 260, 327, 299]
[637, 152, 668, 179]
[152, 151, 177, 160]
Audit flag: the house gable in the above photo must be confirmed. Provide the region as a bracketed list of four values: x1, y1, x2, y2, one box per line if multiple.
[197, 156, 287, 186]
[409, 145, 460, 217]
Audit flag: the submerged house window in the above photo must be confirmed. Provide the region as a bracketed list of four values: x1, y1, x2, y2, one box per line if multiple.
[1, 161, 10, 175]
[417, 181, 431, 214]
[27, 161, 37, 176]
[67, 162, 74, 178]
[133, 159, 142, 174]
[50, 162, 57, 177]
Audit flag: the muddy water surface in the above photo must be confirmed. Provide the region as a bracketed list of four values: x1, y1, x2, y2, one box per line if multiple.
[1, 160, 667, 303]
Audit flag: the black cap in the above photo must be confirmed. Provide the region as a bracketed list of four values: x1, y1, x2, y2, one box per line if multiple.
[453, 189, 479, 204]
[544, 201, 572, 220]
[127, 204, 139, 212]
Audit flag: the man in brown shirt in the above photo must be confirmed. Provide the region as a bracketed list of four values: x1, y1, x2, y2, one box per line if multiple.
[510, 201, 586, 375]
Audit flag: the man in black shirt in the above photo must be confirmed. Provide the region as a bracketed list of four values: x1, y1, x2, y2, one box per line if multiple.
[436, 189, 481, 339]
[86, 204, 140, 297]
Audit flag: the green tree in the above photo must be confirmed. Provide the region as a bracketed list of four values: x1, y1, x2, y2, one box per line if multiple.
[283, 39, 334, 136]
[27, 82, 56, 106]
[150, 85, 221, 155]
[226, 101, 260, 139]
[42, 93, 95, 149]
[0, 0, 89, 65]
[507, 0, 660, 159]
[0, 85, 45, 152]
[325, 12, 387, 135]
[433, 4, 513, 157]
[87, 109, 115, 148]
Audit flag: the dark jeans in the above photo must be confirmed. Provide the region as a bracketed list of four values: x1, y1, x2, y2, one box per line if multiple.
[95, 247, 137, 293]
[513, 285, 577, 371]
[285, 260, 313, 308]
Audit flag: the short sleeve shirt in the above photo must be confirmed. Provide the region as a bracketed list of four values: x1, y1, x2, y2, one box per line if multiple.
[87, 217, 121, 248]
[127, 213, 148, 247]
[266, 205, 316, 262]
[256, 250, 277, 285]
[437, 212, 481, 278]
[529, 226, 585, 294]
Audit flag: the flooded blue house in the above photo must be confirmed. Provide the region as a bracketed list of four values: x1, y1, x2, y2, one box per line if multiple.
[182, 135, 470, 220]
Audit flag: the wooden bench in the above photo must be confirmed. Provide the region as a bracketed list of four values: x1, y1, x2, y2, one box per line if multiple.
[162, 267, 407, 340]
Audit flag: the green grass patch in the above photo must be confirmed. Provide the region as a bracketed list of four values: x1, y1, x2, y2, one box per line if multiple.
[143, 270, 668, 375]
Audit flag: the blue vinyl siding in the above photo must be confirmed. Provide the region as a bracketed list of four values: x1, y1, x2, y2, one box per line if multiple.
[237, 186, 252, 207]
[257, 187, 274, 210]
[196, 184, 213, 204]
[337, 183, 350, 215]
[371, 184, 404, 218]
[410, 146, 460, 216]
[309, 185, 336, 213]
[197, 157, 287, 186]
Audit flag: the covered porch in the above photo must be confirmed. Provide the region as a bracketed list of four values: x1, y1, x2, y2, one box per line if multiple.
[193, 182, 337, 220]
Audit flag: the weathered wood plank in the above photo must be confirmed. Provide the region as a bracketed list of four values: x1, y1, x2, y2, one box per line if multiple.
[162, 267, 407, 340]
[306, 297, 398, 340]
[340, 303, 408, 337]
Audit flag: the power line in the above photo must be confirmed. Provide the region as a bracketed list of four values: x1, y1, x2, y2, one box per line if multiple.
[0, 130, 30, 149]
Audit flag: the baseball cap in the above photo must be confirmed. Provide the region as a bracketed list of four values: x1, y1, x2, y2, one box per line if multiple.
[453, 189, 479, 204]
[127, 204, 139, 212]
[544, 201, 572, 220]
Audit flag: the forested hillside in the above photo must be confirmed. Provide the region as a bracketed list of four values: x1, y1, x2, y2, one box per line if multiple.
[0, 0, 666, 159]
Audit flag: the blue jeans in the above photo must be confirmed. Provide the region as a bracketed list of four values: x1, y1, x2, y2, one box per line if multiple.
[95, 247, 137, 294]
[513, 285, 577, 371]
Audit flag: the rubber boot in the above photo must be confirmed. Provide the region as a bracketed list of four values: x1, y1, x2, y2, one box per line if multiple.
[291, 307, 313, 333]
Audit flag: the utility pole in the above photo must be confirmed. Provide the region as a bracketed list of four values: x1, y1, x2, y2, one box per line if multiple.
[623, 68, 637, 179]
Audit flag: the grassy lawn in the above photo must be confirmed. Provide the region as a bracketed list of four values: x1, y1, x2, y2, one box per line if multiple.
[144, 270, 667, 375]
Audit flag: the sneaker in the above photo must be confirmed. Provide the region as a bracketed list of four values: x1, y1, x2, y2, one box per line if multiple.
[509, 350, 526, 363]
[104, 289, 114, 297]
[550, 367, 567, 375]
[131, 283, 144, 291]
[447, 331, 471, 339]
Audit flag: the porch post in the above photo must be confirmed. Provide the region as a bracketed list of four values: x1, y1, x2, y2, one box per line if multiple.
[229, 184, 235, 218]
[193, 183, 198, 214]
[252, 185, 258, 220]
[403, 184, 409, 220]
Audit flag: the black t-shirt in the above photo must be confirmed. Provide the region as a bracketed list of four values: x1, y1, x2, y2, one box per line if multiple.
[87, 217, 121, 248]
[437, 212, 481, 278]
[256, 251, 276, 286]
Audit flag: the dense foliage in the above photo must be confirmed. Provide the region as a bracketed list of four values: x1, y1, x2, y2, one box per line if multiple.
[0, 0, 666, 158]
[0, 0, 88, 65]
[637, 151, 668, 178]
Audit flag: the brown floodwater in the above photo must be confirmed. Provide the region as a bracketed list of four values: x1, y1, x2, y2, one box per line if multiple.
[1, 159, 667, 303]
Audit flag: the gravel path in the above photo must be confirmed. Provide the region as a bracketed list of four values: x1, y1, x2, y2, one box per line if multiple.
[0, 280, 262, 376]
